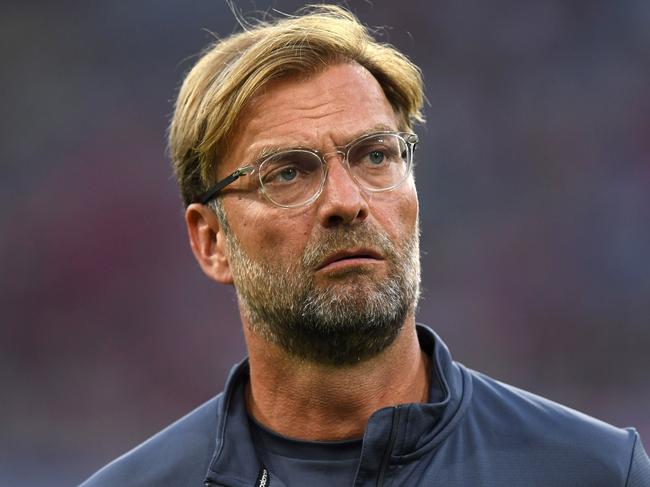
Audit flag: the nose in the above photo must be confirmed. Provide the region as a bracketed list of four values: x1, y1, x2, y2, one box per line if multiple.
[316, 153, 369, 228]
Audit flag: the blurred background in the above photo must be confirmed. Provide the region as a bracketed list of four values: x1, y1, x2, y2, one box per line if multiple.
[1, 0, 648, 485]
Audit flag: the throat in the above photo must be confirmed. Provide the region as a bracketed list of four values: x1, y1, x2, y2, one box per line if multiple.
[244, 321, 429, 441]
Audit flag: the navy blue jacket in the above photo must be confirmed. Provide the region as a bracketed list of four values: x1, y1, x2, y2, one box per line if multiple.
[81, 325, 650, 486]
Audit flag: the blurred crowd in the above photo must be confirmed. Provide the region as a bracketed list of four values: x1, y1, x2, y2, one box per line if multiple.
[1, 1, 648, 485]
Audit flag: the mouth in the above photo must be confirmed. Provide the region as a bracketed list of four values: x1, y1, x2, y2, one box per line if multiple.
[316, 248, 384, 272]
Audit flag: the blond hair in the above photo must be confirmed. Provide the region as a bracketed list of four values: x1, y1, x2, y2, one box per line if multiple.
[168, 5, 424, 207]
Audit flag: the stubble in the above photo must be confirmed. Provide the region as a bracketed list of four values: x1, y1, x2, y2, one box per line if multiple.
[224, 220, 421, 366]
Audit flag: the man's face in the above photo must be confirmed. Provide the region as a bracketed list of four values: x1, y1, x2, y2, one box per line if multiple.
[216, 63, 420, 365]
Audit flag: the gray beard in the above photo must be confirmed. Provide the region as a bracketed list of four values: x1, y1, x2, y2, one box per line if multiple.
[225, 222, 421, 366]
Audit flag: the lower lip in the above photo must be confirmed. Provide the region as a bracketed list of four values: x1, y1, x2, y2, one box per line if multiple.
[318, 257, 383, 272]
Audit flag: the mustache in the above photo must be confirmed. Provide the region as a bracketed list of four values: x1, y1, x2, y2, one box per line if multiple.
[301, 224, 397, 270]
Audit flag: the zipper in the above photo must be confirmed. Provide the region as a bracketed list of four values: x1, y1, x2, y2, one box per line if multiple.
[203, 464, 271, 487]
[254, 465, 269, 487]
[376, 406, 402, 487]
[204, 465, 269, 487]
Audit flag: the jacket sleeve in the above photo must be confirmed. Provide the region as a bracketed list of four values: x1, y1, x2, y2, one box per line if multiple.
[627, 431, 650, 487]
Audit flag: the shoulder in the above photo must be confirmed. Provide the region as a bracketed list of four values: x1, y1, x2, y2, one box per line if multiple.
[467, 368, 631, 445]
[79, 395, 223, 487]
[460, 367, 650, 485]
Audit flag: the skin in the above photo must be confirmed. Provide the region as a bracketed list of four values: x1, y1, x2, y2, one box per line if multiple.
[185, 63, 429, 441]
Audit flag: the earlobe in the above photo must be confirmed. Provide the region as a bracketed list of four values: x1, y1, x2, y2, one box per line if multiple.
[185, 203, 234, 284]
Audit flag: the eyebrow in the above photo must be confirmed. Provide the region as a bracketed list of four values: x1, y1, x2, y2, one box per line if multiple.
[249, 124, 398, 164]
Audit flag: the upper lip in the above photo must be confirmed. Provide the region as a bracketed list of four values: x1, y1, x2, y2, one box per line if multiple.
[316, 248, 384, 270]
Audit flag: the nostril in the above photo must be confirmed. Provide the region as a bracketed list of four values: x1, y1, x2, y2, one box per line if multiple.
[326, 214, 345, 227]
[323, 205, 368, 228]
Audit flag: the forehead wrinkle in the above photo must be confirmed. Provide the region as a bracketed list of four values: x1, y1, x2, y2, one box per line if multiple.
[299, 107, 347, 120]
[230, 63, 400, 170]
[249, 99, 347, 136]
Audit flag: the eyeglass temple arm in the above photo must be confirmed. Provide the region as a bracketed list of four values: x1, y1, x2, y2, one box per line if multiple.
[198, 166, 254, 205]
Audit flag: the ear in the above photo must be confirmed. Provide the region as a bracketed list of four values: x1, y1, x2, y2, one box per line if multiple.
[185, 203, 233, 284]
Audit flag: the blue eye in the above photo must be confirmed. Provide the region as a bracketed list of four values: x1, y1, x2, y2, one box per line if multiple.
[262, 164, 300, 185]
[368, 150, 385, 165]
[260, 151, 322, 187]
[278, 167, 298, 181]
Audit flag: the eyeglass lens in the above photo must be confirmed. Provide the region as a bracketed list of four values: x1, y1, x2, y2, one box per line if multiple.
[258, 133, 410, 207]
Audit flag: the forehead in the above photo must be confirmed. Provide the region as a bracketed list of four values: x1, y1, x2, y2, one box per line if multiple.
[222, 63, 400, 172]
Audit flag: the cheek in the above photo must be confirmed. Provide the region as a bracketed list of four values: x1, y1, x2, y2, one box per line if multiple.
[399, 180, 419, 229]
[373, 184, 418, 238]
[243, 206, 313, 259]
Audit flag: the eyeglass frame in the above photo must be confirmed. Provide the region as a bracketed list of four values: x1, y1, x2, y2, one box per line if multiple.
[197, 130, 419, 208]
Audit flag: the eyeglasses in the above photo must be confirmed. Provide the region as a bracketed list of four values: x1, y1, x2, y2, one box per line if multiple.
[197, 131, 418, 208]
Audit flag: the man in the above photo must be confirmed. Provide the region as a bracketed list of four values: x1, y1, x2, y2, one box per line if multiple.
[82, 5, 650, 486]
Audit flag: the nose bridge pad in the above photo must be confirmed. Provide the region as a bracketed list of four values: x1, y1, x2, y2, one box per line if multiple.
[322, 150, 355, 182]
[322, 149, 346, 166]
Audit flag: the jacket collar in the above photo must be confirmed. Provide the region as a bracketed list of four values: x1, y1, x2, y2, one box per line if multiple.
[204, 324, 472, 486]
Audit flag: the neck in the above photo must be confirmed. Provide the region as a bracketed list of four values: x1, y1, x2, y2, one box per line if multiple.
[242, 314, 429, 441]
